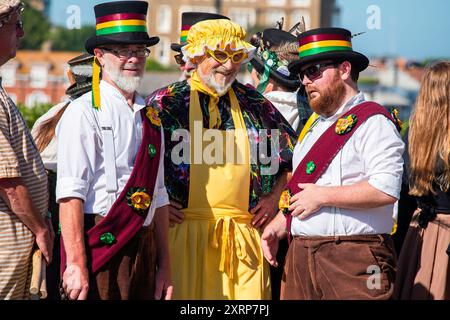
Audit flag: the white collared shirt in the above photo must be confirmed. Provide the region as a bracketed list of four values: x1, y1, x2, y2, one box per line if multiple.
[56, 81, 169, 226]
[291, 92, 404, 236]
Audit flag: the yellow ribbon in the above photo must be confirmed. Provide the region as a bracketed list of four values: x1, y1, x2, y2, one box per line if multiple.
[190, 71, 222, 129]
[92, 57, 101, 110]
[298, 112, 319, 144]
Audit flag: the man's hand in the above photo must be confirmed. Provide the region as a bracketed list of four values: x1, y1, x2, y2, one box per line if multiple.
[154, 262, 174, 300]
[169, 200, 184, 228]
[251, 194, 279, 230]
[261, 228, 280, 267]
[62, 264, 89, 300]
[289, 183, 326, 220]
[35, 224, 53, 265]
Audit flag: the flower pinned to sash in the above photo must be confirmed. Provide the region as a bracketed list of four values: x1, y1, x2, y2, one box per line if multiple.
[390, 107, 403, 132]
[279, 189, 291, 214]
[126, 187, 151, 213]
[335, 114, 357, 135]
[146, 107, 161, 127]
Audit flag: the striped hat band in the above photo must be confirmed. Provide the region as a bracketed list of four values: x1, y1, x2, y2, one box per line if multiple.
[95, 13, 147, 36]
[299, 33, 353, 58]
[180, 25, 192, 43]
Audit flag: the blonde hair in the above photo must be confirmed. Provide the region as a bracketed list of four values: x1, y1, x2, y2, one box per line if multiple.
[409, 61, 450, 196]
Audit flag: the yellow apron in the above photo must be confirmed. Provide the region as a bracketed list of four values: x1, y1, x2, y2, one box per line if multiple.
[168, 89, 271, 300]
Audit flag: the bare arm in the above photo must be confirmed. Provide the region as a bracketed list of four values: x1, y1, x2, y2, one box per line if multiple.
[290, 181, 397, 219]
[59, 197, 89, 300]
[261, 211, 287, 267]
[0, 177, 53, 263]
[251, 170, 289, 229]
[153, 204, 173, 300]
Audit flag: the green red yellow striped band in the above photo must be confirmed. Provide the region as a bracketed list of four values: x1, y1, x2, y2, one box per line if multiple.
[95, 13, 147, 36]
[299, 33, 353, 58]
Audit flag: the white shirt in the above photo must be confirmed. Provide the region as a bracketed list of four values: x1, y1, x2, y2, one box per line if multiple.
[291, 92, 404, 236]
[56, 81, 169, 226]
[264, 90, 299, 132]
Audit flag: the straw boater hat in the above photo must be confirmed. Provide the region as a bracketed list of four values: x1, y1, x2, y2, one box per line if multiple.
[84, 1, 159, 109]
[288, 27, 369, 75]
[171, 12, 230, 53]
[0, 0, 24, 28]
[181, 19, 255, 64]
[65, 53, 94, 99]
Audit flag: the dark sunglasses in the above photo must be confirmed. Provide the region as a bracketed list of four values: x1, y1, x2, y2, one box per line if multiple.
[299, 62, 339, 82]
[174, 54, 184, 65]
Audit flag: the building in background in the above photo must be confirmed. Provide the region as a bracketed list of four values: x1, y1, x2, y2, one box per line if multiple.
[0, 51, 80, 106]
[147, 0, 338, 65]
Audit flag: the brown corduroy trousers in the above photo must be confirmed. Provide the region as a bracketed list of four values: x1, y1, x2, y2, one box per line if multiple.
[281, 234, 397, 300]
[86, 215, 157, 300]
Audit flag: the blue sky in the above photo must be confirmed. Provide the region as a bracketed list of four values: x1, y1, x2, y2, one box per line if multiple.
[49, 0, 450, 60]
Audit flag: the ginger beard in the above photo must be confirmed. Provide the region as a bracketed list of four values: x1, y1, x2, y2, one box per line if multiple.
[306, 69, 346, 117]
[103, 59, 144, 93]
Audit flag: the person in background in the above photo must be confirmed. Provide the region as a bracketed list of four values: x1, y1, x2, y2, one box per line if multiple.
[31, 53, 94, 300]
[394, 61, 450, 300]
[0, 0, 53, 300]
[248, 18, 310, 134]
[170, 12, 229, 80]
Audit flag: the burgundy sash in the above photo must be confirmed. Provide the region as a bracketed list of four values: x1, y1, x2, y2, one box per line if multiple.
[60, 107, 161, 274]
[282, 102, 397, 243]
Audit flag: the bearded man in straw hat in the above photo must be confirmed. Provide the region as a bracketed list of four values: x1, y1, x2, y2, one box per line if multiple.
[56, 1, 172, 300]
[0, 0, 54, 300]
[262, 27, 405, 300]
[146, 18, 297, 299]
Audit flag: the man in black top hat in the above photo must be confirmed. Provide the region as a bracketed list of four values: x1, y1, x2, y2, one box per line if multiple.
[261, 27, 404, 299]
[56, 1, 172, 300]
[171, 12, 229, 80]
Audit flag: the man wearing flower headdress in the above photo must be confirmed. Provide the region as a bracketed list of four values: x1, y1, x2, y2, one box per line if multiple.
[55, 1, 172, 300]
[261, 27, 404, 299]
[248, 19, 311, 134]
[146, 19, 296, 299]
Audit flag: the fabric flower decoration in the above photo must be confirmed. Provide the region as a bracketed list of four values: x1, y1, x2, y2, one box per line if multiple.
[335, 114, 357, 135]
[126, 187, 151, 213]
[279, 189, 291, 214]
[146, 107, 161, 127]
[390, 107, 403, 132]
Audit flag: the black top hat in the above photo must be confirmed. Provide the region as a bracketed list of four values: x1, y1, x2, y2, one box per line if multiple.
[250, 28, 300, 90]
[288, 27, 369, 75]
[170, 12, 229, 52]
[85, 1, 159, 54]
[65, 53, 94, 99]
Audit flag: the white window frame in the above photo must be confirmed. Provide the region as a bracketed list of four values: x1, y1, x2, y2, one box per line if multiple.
[157, 5, 172, 34]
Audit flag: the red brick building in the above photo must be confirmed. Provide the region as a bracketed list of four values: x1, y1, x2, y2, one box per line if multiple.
[0, 51, 82, 106]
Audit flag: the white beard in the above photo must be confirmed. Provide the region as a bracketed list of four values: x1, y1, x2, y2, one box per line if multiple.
[197, 67, 234, 96]
[103, 63, 142, 93]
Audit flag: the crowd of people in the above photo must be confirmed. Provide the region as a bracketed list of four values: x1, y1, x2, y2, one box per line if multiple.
[0, 0, 448, 300]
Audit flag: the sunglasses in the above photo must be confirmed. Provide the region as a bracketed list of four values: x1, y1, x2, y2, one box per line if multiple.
[174, 54, 184, 65]
[206, 49, 247, 64]
[299, 62, 339, 82]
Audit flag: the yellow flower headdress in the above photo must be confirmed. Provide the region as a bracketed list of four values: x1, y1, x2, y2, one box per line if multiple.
[181, 19, 255, 64]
